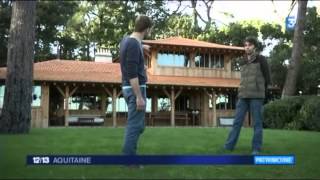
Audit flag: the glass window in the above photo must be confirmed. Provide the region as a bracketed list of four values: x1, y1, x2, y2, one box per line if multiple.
[116, 97, 127, 112]
[0, 85, 5, 108]
[196, 53, 220, 68]
[157, 51, 190, 67]
[106, 97, 112, 113]
[69, 96, 81, 110]
[209, 94, 229, 109]
[69, 93, 100, 110]
[106, 97, 123, 112]
[175, 95, 190, 111]
[219, 55, 225, 68]
[231, 57, 241, 71]
[210, 54, 224, 69]
[105, 97, 151, 113]
[32, 86, 41, 107]
[0, 86, 42, 108]
[158, 97, 171, 111]
[195, 53, 205, 67]
[146, 98, 152, 112]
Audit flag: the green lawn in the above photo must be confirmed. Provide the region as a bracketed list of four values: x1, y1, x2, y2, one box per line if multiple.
[0, 127, 320, 179]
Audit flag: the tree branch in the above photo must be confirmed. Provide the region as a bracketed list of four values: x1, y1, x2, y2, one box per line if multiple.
[171, 0, 182, 15]
[194, 7, 208, 24]
[162, 0, 182, 16]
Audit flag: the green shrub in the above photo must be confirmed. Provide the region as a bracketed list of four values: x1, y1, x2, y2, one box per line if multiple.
[263, 96, 306, 129]
[296, 97, 320, 131]
[263, 96, 320, 131]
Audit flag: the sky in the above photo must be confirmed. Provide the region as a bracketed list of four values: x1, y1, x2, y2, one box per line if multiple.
[166, 0, 320, 56]
[167, 0, 320, 26]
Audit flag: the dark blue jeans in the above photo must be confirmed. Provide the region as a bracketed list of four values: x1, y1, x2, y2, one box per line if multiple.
[224, 98, 264, 151]
[122, 87, 146, 155]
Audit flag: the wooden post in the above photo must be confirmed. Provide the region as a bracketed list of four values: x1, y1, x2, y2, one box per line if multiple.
[151, 94, 158, 126]
[101, 93, 107, 125]
[196, 91, 201, 124]
[163, 87, 182, 127]
[163, 87, 171, 126]
[225, 55, 231, 72]
[171, 87, 175, 127]
[152, 94, 158, 113]
[150, 50, 157, 74]
[112, 87, 117, 127]
[212, 91, 217, 127]
[69, 86, 78, 97]
[41, 84, 50, 128]
[190, 52, 196, 68]
[64, 86, 69, 127]
[205, 89, 217, 127]
[202, 89, 209, 127]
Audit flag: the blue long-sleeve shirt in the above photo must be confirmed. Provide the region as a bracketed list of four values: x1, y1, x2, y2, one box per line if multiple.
[119, 36, 147, 86]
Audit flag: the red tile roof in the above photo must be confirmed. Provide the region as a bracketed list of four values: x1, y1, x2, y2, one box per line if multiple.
[0, 59, 240, 88]
[143, 37, 244, 51]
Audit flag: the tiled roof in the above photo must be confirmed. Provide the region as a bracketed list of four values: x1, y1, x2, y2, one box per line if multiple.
[0, 59, 240, 88]
[143, 37, 244, 51]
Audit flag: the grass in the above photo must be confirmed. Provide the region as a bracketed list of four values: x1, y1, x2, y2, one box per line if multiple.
[0, 127, 320, 179]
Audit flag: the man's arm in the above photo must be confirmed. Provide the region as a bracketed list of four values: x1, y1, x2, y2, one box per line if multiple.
[260, 56, 271, 86]
[129, 77, 145, 111]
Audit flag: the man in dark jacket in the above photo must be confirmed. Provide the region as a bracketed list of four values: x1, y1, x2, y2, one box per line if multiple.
[119, 15, 152, 156]
[223, 36, 271, 155]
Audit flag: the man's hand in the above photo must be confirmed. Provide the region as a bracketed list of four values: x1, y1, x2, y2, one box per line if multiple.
[136, 96, 146, 111]
[143, 44, 150, 52]
[129, 78, 145, 111]
[143, 44, 151, 59]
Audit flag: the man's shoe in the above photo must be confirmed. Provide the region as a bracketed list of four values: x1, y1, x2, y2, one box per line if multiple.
[125, 165, 144, 169]
[216, 146, 233, 154]
[251, 150, 260, 155]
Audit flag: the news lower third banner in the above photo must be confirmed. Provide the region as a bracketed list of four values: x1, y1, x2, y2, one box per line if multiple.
[26, 155, 295, 165]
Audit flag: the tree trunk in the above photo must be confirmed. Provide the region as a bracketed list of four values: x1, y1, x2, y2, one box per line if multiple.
[87, 43, 90, 61]
[0, 1, 36, 133]
[191, 0, 199, 34]
[281, 0, 308, 98]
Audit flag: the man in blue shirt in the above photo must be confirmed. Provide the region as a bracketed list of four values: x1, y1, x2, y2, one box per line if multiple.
[119, 15, 152, 156]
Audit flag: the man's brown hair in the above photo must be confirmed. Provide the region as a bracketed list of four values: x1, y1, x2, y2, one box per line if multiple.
[134, 15, 152, 32]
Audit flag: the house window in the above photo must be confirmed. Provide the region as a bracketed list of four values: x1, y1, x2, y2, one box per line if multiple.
[231, 56, 242, 71]
[210, 54, 224, 68]
[116, 97, 127, 112]
[146, 98, 152, 112]
[69, 93, 101, 110]
[0, 85, 42, 108]
[208, 93, 236, 110]
[195, 53, 209, 68]
[157, 51, 190, 67]
[195, 53, 224, 69]
[158, 97, 171, 112]
[105, 97, 152, 113]
[0, 85, 4, 108]
[175, 95, 190, 112]
[32, 86, 42, 107]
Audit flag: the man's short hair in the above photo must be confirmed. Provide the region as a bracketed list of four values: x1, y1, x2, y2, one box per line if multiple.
[134, 15, 153, 33]
[244, 36, 258, 47]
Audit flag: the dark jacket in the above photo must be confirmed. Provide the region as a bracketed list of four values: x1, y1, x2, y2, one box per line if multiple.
[238, 55, 271, 99]
[119, 36, 147, 86]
